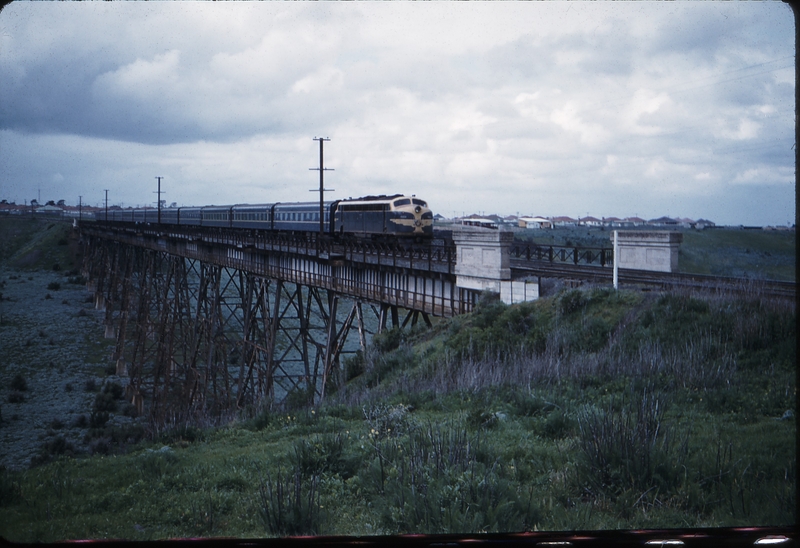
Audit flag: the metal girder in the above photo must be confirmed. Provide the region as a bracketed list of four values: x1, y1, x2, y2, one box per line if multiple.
[83, 236, 402, 426]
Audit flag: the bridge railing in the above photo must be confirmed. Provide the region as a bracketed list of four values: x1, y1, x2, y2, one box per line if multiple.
[509, 241, 613, 267]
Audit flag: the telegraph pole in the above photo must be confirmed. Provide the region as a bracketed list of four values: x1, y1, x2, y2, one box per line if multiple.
[154, 176, 164, 224]
[104, 189, 109, 222]
[309, 137, 334, 236]
[78, 196, 82, 223]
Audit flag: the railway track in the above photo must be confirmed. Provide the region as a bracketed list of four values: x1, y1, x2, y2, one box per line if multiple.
[511, 260, 796, 299]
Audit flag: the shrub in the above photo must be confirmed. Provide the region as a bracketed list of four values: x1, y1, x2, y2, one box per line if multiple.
[31, 436, 77, 467]
[368, 424, 539, 533]
[102, 381, 124, 400]
[373, 328, 403, 353]
[575, 389, 689, 502]
[89, 410, 109, 428]
[122, 403, 139, 418]
[257, 467, 324, 536]
[7, 392, 24, 404]
[541, 410, 575, 440]
[559, 289, 587, 316]
[10, 373, 27, 392]
[137, 447, 179, 478]
[344, 350, 365, 380]
[84, 379, 99, 392]
[363, 402, 414, 440]
[247, 407, 272, 431]
[293, 433, 355, 479]
[47, 281, 61, 291]
[94, 391, 117, 413]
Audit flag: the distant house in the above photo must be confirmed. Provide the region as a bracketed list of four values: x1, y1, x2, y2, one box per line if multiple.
[624, 216, 647, 226]
[694, 218, 715, 229]
[35, 205, 64, 216]
[551, 216, 578, 227]
[518, 216, 553, 229]
[648, 216, 679, 227]
[579, 216, 603, 227]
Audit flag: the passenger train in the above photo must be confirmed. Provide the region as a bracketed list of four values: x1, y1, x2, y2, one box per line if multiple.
[100, 194, 434, 239]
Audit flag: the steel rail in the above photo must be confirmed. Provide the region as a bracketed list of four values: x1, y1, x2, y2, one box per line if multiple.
[511, 260, 796, 299]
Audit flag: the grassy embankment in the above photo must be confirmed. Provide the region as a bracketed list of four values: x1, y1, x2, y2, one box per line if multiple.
[0, 218, 795, 540]
[0, 217, 79, 272]
[1, 289, 795, 539]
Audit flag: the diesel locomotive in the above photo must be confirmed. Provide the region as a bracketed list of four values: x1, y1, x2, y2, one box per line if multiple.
[101, 194, 434, 239]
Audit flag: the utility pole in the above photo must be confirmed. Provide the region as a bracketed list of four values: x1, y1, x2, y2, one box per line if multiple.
[104, 189, 109, 222]
[155, 176, 164, 224]
[309, 137, 334, 236]
[78, 196, 82, 223]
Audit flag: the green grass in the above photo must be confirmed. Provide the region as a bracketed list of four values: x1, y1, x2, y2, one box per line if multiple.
[0, 217, 78, 271]
[0, 286, 794, 541]
[678, 228, 795, 281]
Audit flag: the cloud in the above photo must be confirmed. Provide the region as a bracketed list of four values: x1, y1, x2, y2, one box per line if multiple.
[0, 1, 794, 226]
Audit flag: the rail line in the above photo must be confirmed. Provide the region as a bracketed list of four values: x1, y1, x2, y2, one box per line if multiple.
[511, 260, 796, 299]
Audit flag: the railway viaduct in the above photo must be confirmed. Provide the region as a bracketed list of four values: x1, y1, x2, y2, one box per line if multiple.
[81, 222, 790, 424]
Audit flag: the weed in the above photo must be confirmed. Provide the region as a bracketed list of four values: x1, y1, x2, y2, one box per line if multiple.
[7, 392, 24, 404]
[46, 282, 61, 291]
[363, 402, 414, 440]
[256, 467, 324, 536]
[575, 388, 689, 503]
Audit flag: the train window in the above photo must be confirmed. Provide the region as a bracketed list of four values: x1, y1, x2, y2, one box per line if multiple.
[412, 199, 427, 207]
[393, 199, 411, 207]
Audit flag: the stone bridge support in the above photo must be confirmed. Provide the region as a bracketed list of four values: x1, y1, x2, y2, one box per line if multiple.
[453, 230, 539, 305]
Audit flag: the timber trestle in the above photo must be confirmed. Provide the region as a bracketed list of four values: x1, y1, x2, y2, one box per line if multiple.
[80, 225, 479, 423]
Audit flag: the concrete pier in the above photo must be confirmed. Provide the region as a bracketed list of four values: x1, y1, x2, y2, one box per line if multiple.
[612, 231, 682, 273]
[453, 229, 539, 304]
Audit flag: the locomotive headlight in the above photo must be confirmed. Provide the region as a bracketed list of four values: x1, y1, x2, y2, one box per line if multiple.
[414, 206, 421, 214]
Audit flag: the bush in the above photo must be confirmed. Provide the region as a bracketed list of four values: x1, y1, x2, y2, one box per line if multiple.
[102, 381, 124, 400]
[344, 350, 365, 381]
[559, 289, 587, 316]
[46, 281, 61, 291]
[31, 436, 77, 467]
[7, 392, 24, 404]
[373, 328, 403, 353]
[89, 410, 109, 428]
[10, 373, 27, 392]
[363, 402, 414, 440]
[368, 423, 539, 533]
[94, 391, 117, 413]
[257, 467, 324, 536]
[293, 433, 354, 478]
[575, 389, 689, 502]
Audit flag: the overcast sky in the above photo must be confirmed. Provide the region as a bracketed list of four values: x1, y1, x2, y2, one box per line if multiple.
[0, 2, 795, 226]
